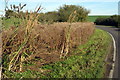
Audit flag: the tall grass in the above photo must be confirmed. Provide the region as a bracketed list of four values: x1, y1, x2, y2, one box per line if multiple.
[60, 10, 78, 58]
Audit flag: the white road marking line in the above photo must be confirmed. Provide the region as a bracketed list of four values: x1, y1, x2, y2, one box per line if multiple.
[107, 32, 116, 78]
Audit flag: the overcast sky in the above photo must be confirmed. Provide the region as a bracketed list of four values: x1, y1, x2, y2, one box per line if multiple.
[0, 0, 119, 16]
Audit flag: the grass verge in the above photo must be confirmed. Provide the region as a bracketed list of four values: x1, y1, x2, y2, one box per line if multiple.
[87, 16, 110, 22]
[3, 28, 112, 78]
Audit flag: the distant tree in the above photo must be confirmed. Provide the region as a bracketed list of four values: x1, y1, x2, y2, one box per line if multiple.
[45, 11, 59, 22]
[38, 13, 45, 22]
[38, 5, 90, 23]
[5, 3, 26, 18]
[57, 5, 90, 22]
[38, 11, 59, 24]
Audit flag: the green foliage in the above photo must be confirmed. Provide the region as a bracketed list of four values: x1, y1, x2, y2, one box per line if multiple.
[4, 4, 90, 27]
[5, 3, 26, 19]
[2, 17, 22, 28]
[38, 11, 59, 24]
[3, 3, 27, 29]
[38, 5, 90, 23]
[57, 5, 90, 22]
[3, 70, 43, 78]
[95, 15, 119, 27]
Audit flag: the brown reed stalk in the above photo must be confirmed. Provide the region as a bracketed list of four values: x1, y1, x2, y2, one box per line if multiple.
[60, 10, 78, 58]
[19, 6, 41, 72]
[8, 5, 42, 72]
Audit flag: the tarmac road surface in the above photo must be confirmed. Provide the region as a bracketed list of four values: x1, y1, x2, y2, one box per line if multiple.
[96, 25, 120, 78]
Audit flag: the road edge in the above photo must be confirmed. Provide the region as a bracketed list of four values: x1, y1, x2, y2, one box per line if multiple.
[107, 32, 116, 78]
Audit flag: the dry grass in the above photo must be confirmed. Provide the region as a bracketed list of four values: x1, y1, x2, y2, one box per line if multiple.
[2, 6, 42, 72]
[2, 22, 95, 71]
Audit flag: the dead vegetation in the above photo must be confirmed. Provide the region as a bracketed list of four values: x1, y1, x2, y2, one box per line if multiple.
[2, 22, 95, 72]
[2, 3, 95, 74]
[2, 5, 42, 72]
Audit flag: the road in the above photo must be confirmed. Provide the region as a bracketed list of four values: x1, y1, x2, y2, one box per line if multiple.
[96, 25, 120, 78]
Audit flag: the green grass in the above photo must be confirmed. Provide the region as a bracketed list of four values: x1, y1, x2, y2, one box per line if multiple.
[87, 16, 110, 22]
[3, 28, 112, 78]
[40, 29, 112, 78]
[2, 17, 22, 29]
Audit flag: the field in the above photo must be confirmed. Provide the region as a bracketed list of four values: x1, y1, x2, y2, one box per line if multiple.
[87, 16, 110, 22]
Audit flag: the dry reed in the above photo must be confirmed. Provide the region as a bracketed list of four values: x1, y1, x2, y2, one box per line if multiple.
[2, 8, 95, 72]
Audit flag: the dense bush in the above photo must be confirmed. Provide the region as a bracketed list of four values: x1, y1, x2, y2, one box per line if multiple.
[5, 3, 27, 19]
[38, 5, 90, 23]
[38, 11, 59, 24]
[95, 15, 119, 27]
[5, 10, 26, 19]
[57, 5, 90, 22]
[5, 4, 89, 23]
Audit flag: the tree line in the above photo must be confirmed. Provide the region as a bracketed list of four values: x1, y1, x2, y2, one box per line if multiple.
[95, 15, 120, 28]
[5, 4, 90, 23]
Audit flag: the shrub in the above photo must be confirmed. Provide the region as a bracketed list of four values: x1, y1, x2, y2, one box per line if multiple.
[38, 5, 90, 23]
[38, 11, 59, 24]
[57, 5, 90, 22]
[95, 15, 119, 27]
